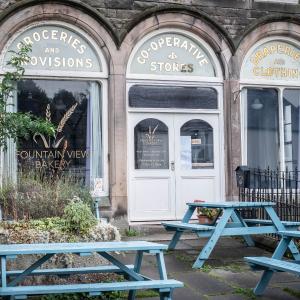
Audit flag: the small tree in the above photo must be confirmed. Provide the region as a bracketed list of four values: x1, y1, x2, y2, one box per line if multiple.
[0, 43, 55, 150]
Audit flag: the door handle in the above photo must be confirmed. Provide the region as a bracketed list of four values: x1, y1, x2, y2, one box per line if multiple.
[170, 161, 175, 171]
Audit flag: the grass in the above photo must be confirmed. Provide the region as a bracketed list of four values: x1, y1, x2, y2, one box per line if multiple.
[124, 228, 139, 237]
[233, 287, 256, 299]
[283, 287, 300, 299]
[199, 264, 213, 273]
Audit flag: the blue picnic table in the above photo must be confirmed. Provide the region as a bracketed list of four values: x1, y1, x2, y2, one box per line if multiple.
[245, 230, 300, 295]
[162, 201, 300, 268]
[0, 241, 183, 300]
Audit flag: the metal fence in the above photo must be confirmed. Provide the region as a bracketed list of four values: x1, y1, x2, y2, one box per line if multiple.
[236, 166, 300, 222]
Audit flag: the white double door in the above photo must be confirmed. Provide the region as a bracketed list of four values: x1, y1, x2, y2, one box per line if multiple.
[128, 112, 223, 222]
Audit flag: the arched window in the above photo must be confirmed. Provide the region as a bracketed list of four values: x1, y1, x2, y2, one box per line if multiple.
[241, 37, 300, 171]
[0, 22, 108, 196]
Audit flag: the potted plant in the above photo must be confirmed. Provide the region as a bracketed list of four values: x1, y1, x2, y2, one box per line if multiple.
[194, 200, 220, 224]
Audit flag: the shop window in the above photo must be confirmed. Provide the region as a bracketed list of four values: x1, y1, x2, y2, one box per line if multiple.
[134, 118, 169, 169]
[244, 88, 300, 171]
[180, 119, 214, 169]
[245, 88, 279, 170]
[283, 89, 300, 171]
[129, 85, 218, 109]
[4, 79, 102, 185]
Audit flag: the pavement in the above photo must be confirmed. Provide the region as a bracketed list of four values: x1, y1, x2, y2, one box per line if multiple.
[120, 231, 300, 300]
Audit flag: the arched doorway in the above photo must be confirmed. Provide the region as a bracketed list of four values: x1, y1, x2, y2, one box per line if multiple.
[126, 29, 225, 222]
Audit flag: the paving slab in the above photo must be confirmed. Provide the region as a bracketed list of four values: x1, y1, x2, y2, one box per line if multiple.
[174, 270, 233, 295]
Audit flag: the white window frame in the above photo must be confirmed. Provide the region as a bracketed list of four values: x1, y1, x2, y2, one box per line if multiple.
[0, 22, 109, 197]
[240, 36, 300, 171]
[241, 83, 300, 172]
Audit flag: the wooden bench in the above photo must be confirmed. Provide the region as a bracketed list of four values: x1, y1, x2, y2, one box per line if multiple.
[162, 221, 215, 233]
[244, 219, 300, 230]
[245, 230, 300, 295]
[0, 241, 183, 300]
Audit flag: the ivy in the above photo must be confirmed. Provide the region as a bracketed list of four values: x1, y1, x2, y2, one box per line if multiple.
[0, 43, 55, 150]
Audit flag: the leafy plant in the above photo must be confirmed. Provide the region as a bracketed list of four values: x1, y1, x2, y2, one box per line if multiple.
[0, 171, 94, 221]
[63, 197, 97, 235]
[124, 227, 139, 237]
[0, 43, 55, 150]
[194, 200, 220, 220]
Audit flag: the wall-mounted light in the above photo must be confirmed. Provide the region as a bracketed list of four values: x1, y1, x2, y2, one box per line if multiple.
[251, 98, 263, 110]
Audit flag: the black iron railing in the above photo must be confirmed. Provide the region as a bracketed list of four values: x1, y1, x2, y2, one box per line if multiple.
[236, 166, 300, 222]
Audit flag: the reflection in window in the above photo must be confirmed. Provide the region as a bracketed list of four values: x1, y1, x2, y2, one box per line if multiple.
[129, 85, 218, 109]
[180, 120, 213, 169]
[283, 89, 300, 171]
[134, 118, 169, 169]
[246, 88, 279, 170]
[9, 79, 103, 185]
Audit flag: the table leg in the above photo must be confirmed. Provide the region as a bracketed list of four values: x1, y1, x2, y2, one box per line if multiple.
[265, 207, 300, 260]
[128, 251, 144, 300]
[156, 252, 173, 300]
[160, 291, 172, 300]
[168, 206, 196, 250]
[253, 236, 291, 295]
[231, 210, 255, 247]
[253, 270, 274, 295]
[8, 253, 54, 287]
[193, 208, 233, 268]
[1, 256, 7, 287]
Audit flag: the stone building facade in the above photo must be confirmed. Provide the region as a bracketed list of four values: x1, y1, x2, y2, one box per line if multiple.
[0, 0, 300, 222]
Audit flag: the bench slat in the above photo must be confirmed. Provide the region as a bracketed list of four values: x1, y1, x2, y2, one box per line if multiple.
[0, 279, 184, 296]
[4, 265, 134, 277]
[245, 257, 300, 275]
[245, 219, 300, 226]
[162, 221, 214, 231]
[0, 241, 167, 256]
[278, 231, 300, 238]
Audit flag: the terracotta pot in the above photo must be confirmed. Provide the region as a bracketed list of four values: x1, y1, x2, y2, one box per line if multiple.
[197, 215, 213, 225]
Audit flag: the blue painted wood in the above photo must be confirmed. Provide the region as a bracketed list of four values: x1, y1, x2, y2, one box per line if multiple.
[272, 236, 292, 259]
[0, 280, 183, 296]
[167, 206, 196, 251]
[4, 265, 135, 277]
[162, 222, 214, 232]
[187, 202, 275, 208]
[245, 234, 298, 296]
[128, 250, 144, 300]
[278, 231, 300, 238]
[230, 211, 255, 247]
[245, 257, 300, 275]
[253, 270, 274, 296]
[8, 254, 54, 287]
[0, 241, 168, 256]
[193, 208, 234, 268]
[245, 219, 300, 227]
[182, 206, 197, 223]
[265, 207, 300, 260]
[156, 252, 168, 280]
[98, 252, 144, 281]
[1, 256, 7, 287]
[221, 226, 278, 236]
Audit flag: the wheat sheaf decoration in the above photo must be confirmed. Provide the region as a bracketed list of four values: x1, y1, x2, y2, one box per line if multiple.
[45, 104, 51, 122]
[57, 102, 78, 133]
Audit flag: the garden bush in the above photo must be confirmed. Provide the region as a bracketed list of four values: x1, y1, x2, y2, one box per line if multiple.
[0, 171, 94, 220]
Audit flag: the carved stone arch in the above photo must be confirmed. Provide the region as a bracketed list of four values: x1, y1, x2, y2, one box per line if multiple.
[236, 20, 300, 78]
[121, 11, 233, 80]
[0, 0, 118, 74]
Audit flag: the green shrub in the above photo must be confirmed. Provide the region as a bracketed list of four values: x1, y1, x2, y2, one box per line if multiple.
[0, 171, 94, 220]
[63, 197, 97, 235]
